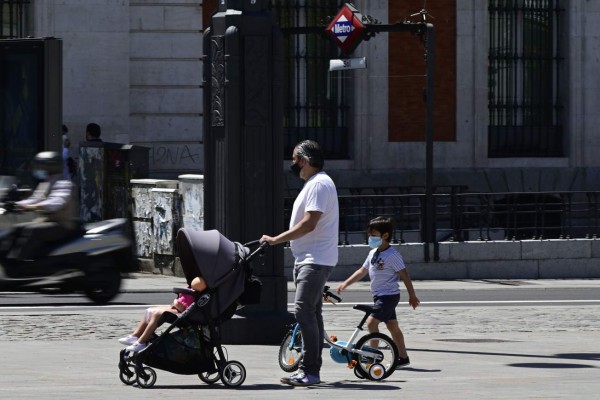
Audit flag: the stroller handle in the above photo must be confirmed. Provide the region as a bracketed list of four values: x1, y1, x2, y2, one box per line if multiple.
[246, 241, 269, 261]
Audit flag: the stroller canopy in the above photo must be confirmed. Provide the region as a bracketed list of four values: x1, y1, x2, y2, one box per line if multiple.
[176, 228, 245, 289]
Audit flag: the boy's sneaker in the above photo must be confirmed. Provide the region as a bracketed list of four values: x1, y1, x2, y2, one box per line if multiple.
[125, 342, 148, 353]
[396, 356, 410, 369]
[286, 371, 321, 387]
[118, 336, 138, 345]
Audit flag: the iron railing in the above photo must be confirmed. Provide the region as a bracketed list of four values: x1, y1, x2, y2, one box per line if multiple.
[488, 0, 563, 157]
[0, 0, 30, 39]
[284, 191, 600, 245]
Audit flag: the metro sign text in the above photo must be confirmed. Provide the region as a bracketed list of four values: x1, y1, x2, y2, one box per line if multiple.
[333, 17, 353, 38]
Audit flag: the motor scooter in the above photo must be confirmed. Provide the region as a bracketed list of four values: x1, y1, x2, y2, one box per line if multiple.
[0, 204, 134, 304]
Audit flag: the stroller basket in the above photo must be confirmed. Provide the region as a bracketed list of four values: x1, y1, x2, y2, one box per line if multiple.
[143, 326, 214, 375]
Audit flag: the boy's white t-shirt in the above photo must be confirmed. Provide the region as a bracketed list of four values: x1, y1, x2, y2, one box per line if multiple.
[362, 246, 406, 296]
[289, 171, 339, 267]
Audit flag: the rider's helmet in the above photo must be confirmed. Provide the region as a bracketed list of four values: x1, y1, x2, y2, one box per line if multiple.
[32, 151, 63, 180]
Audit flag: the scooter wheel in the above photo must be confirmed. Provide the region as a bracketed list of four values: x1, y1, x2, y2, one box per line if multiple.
[84, 258, 121, 304]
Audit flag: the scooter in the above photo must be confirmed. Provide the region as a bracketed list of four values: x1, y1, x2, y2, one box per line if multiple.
[0, 204, 134, 304]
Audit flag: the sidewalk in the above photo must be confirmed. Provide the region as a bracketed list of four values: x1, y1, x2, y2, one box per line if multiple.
[0, 274, 598, 399]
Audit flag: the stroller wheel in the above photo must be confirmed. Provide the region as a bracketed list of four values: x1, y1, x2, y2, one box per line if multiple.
[220, 361, 246, 387]
[119, 364, 136, 385]
[136, 367, 157, 388]
[198, 370, 220, 385]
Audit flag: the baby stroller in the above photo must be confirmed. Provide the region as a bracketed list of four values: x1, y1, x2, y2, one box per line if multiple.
[118, 228, 266, 388]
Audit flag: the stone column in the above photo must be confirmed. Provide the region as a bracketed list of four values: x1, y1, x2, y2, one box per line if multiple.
[203, 0, 291, 344]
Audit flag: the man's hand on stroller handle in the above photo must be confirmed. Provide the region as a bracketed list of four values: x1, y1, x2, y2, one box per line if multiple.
[247, 239, 270, 251]
[242, 239, 270, 262]
[259, 235, 277, 247]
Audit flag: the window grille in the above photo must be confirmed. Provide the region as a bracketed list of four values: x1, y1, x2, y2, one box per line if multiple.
[488, 0, 563, 157]
[272, 0, 350, 159]
[0, 0, 30, 39]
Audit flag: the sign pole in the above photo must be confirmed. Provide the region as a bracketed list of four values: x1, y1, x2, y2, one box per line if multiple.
[425, 23, 436, 261]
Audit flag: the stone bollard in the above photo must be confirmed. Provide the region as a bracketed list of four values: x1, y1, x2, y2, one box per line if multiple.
[130, 179, 178, 273]
[178, 174, 204, 231]
[151, 186, 182, 275]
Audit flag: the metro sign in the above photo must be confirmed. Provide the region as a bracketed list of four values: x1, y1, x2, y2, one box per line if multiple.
[326, 3, 366, 54]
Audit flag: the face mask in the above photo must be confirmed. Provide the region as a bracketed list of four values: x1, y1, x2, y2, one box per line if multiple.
[290, 162, 302, 177]
[33, 169, 48, 180]
[368, 236, 383, 249]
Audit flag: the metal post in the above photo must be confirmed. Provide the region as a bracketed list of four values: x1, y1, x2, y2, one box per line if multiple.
[424, 24, 436, 261]
[203, 0, 291, 345]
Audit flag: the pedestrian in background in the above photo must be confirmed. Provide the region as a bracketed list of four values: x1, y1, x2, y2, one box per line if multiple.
[85, 123, 102, 142]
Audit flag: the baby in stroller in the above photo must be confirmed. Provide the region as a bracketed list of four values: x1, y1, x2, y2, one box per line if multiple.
[118, 276, 207, 352]
[118, 228, 265, 388]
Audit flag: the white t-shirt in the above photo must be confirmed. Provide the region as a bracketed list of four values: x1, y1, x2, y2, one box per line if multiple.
[289, 171, 339, 267]
[361, 246, 406, 296]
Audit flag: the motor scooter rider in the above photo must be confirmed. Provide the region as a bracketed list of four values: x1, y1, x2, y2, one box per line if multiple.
[4, 151, 79, 260]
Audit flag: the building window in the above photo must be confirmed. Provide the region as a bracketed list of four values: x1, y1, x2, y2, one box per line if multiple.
[0, 0, 30, 39]
[272, 0, 350, 159]
[488, 0, 563, 157]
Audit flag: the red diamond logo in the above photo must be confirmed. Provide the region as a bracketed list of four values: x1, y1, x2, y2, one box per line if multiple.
[326, 3, 366, 54]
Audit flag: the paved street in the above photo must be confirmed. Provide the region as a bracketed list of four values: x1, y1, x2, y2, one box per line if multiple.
[0, 276, 599, 399]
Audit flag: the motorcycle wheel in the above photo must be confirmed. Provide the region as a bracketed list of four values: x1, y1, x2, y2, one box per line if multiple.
[84, 257, 121, 304]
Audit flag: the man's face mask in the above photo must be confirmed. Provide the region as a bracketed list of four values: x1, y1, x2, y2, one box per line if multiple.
[290, 161, 302, 177]
[33, 169, 48, 180]
[290, 154, 304, 177]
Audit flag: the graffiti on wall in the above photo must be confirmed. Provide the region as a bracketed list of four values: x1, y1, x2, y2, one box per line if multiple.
[150, 143, 203, 171]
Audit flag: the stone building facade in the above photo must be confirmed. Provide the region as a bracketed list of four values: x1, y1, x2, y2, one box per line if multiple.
[23, 0, 600, 191]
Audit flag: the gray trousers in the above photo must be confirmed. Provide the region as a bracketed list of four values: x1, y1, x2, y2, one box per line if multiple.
[293, 263, 333, 375]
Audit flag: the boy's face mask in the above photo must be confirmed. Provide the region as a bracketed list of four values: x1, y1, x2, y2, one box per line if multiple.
[368, 236, 383, 249]
[33, 169, 48, 180]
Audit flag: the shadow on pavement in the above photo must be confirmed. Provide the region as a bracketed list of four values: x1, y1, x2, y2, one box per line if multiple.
[397, 367, 442, 373]
[555, 352, 600, 361]
[147, 381, 402, 390]
[412, 348, 600, 368]
[508, 362, 597, 369]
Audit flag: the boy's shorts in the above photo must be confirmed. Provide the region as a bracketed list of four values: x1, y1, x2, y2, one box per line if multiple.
[371, 294, 400, 322]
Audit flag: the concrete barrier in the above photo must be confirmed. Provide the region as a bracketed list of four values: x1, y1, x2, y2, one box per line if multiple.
[130, 177, 600, 280]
